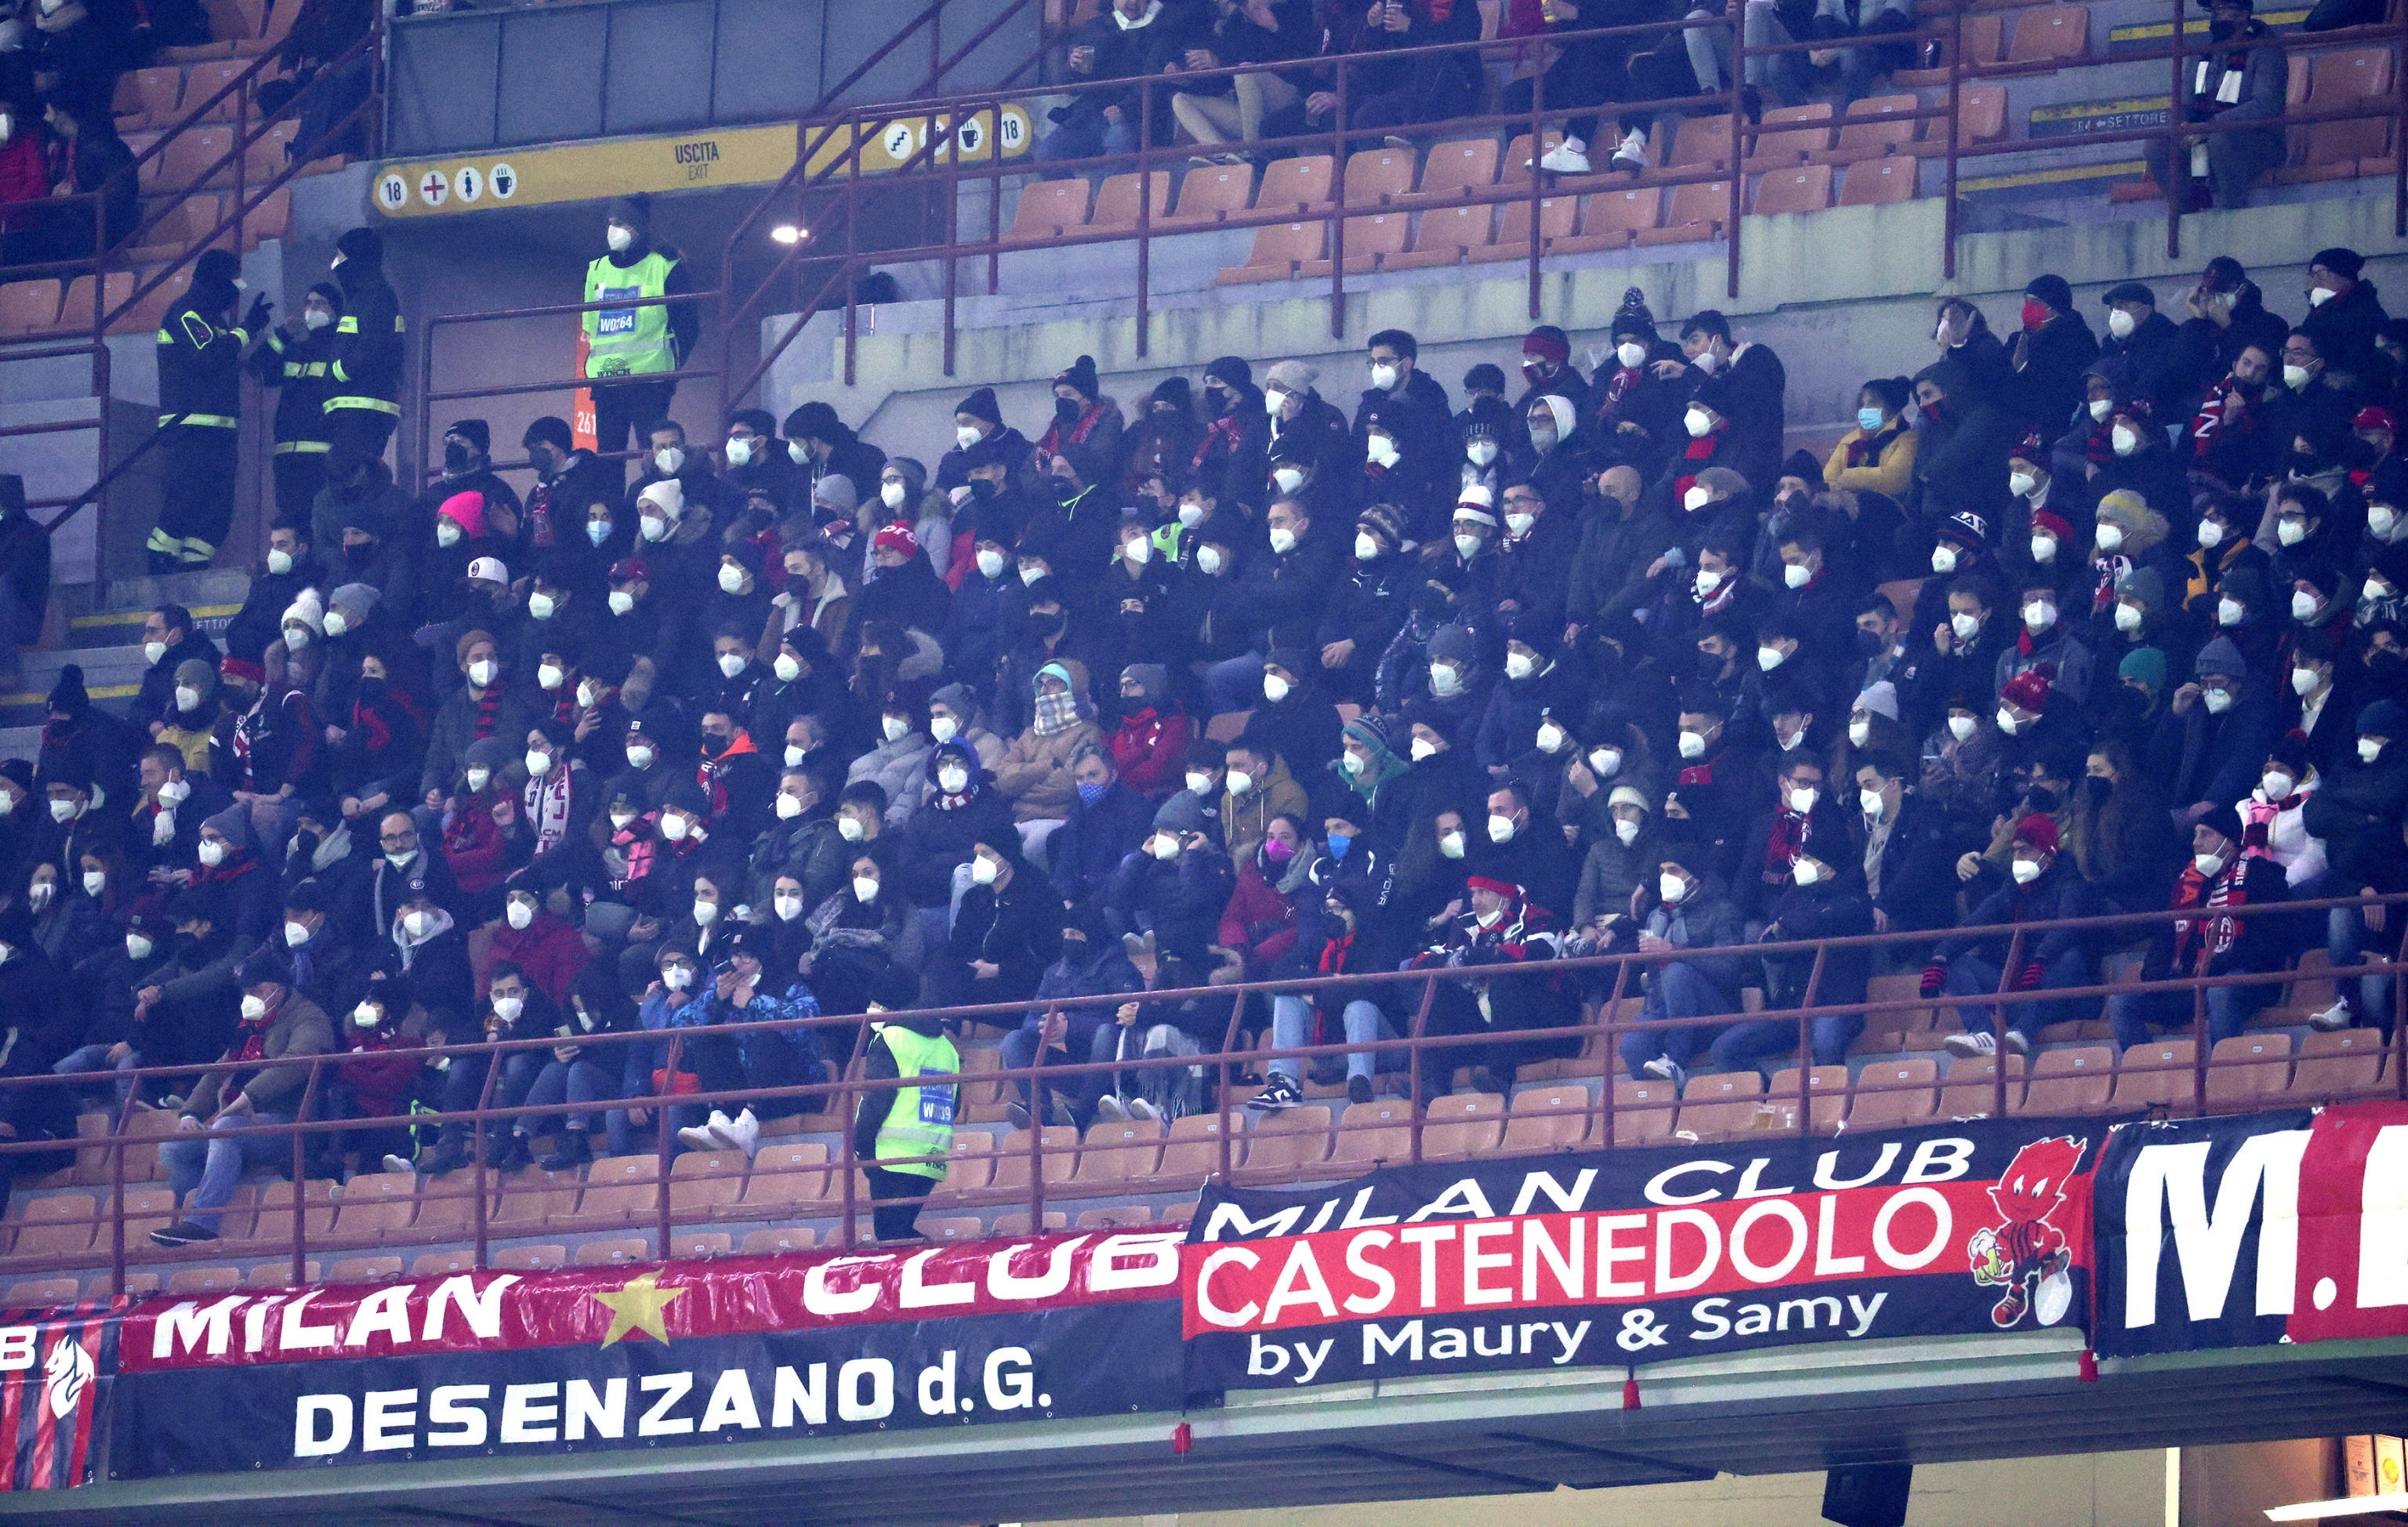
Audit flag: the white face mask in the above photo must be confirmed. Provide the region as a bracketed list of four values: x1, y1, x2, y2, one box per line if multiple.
[1677, 729, 1707, 760]
[2108, 309, 2137, 339]
[774, 891, 804, 921]
[1369, 362, 1399, 392]
[639, 513, 670, 544]
[524, 749, 553, 778]
[627, 743, 657, 771]
[717, 652, 747, 678]
[1199, 547, 1229, 577]
[1682, 485, 1712, 514]
[1179, 502, 1206, 528]
[606, 223, 633, 252]
[2292, 590, 2322, 622]
[937, 765, 970, 794]
[1449, 532, 1483, 562]
[241, 994, 269, 1021]
[1782, 561, 1811, 590]
[2089, 397, 2113, 423]
[1487, 813, 1518, 844]
[468, 659, 497, 688]
[266, 548, 293, 575]
[25, 880, 51, 911]
[324, 611, 350, 637]
[956, 423, 983, 451]
[1782, 785, 1816, 816]
[126, 932, 154, 961]
[1536, 721, 1566, 753]
[964, 547, 1003, 582]
[2277, 520, 2308, 547]
[1438, 830, 1466, 859]
[171, 683, 201, 713]
[1428, 663, 1463, 698]
[1845, 719, 1870, 749]
[691, 899, 719, 926]
[1950, 611, 1981, 642]
[1860, 787, 1887, 818]
[1617, 341, 1647, 368]
[1224, 770, 1254, 796]
[2283, 364, 2312, 392]
[2011, 858, 2042, 885]
[2197, 521, 2225, 550]
[284, 627, 310, 651]
[1354, 531, 1380, 562]
[882, 715, 908, 743]
[1589, 748, 1623, 777]
[506, 898, 535, 930]
[2371, 503, 2403, 539]
[143, 639, 168, 664]
[609, 589, 638, 617]
[1931, 546, 1957, 574]
[837, 814, 865, 842]
[660, 813, 692, 842]
[724, 437, 755, 468]
[662, 966, 694, 992]
[1948, 715, 1977, 742]
[969, 854, 999, 886]
[2111, 426, 2141, 459]
[2192, 850, 2229, 878]
[926, 715, 959, 745]
[1468, 441, 1499, 468]
[610, 809, 636, 832]
[2360, 738, 2385, 764]
[536, 662, 567, 692]
[1266, 527, 1296, 556]
[774, 793, 805, 822]
[1614, 818, 1641, 846]
[1148, 832, 1181, 862]
[198, 840, 226, 866]
[1995, 707, 2022, 736]
[528, 593, 557, 622]
[845, 874, 879, 905]
[465, 766, 491, 793]
[2217, 598, 2244, 627]
[1125, 536, 1154, 565]
[1505, 652, 1536, 681]
[1271, 466, 1304, 495]
[2202, 687, 2233, 714]
[1684, 407, 1713, 439]
[1366, 436, 1399, 468]
[1507, 511, 1539, 539]
[2094, 524, 2124, 553]
[2029, 531, 2058, 563]
[2023, 600, 2057, 633]
[2114, 602, 2143, 633]
[1792, 857, 1823, 887]
[1757, 645, 1786, 673]
[1659, 872, 1688, 904]
[2292, 666, 2323, 697]
[403, 909, 436, 941]
[879, 479, 908, 510]
[718, 564, 747, 594]
[437, 521, 462, 549]
[2261, 771, 2294, 801]
[1695, 567, 1727, 599]
[353, 1001, 382, 1028]
[1409, 737, 1438, 762]
[1261, 673, 1291, 702]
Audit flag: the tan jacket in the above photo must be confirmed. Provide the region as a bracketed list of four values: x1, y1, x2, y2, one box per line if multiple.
[185, 992, 335, 1119]
[1221, 756, 1309, 864]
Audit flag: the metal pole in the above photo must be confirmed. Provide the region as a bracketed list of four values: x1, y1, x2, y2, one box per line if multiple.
[1027, 1001, 1057, 1230]
[1796, 945, 1828, 1135]
[1991, 929, 2024, 1118]
[107, 1086, 131, 1297]
[1137, 79, 1153, 360]
[1725, 10, 1743, 301]
[1942, 2, 1964, 281]
[1526, 53, 1543, 321]
[2166, 0, 2186, 260]
[1216, 994, 1245, 1182]
[837, 1015, 873, 1246]
[1332, 55, 1350, 339]
[290, 1057, 325, 1285]
[470, 1041, 502, 1268]
[654, 1032, 676, 1260]
[1596, 957, 1631, 1146]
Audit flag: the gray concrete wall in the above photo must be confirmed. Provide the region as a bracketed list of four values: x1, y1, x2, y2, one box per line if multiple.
[764, 192, 2405, 471]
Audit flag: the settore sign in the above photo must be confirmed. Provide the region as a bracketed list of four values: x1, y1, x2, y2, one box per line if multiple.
[372, 103, 1033, 219]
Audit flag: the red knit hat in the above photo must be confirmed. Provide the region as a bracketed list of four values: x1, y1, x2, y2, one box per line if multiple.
[2000, 664, 2054, 714]
[2031, 507, 2074, 541]
[218, 655, 264, 684]
[2014, 814, 2059, 855]
[1466, 875, 1518, 899]
[872, 524, 918, 557]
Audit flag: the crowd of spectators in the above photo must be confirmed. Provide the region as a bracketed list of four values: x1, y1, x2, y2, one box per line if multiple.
[0, 217, 2401, 1246]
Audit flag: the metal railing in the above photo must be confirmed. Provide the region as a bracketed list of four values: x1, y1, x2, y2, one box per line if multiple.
[0, 16, 386, 561]
[707, 0, 2406, 401]
[1, 891, 2400, 1297]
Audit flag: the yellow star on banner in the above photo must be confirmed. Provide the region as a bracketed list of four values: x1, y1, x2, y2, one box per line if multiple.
[591, 1271, 685, 1348]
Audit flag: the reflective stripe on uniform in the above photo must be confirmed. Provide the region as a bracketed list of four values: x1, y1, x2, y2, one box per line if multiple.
[274, 441, 332, 455]
[161, 413, 239, 428]
[145, 528, 216, 559]
[325, 396, 401, 416]
[870, 1026, 959, 1180]
[334, 316, 357, 333]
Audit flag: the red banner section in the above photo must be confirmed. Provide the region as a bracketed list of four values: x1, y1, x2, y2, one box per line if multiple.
[122, 1231, 1185, 1373]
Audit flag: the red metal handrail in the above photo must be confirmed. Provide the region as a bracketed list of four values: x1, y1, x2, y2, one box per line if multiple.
[0, 890, 2398, 1296]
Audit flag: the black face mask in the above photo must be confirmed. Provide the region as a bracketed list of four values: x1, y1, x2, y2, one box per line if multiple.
[1855, 628, 1887, 656]
[969, 478, 998, 501]
[1202, 386, 1228, 417]
[2082, 774, 2114, 805]
[443, 443, 472, 473]
[2210, 17, 2240, 39]
[1054, 397, 1081, 424]
[346, 542, 376, 568]
[1051, 474, 1079, 499]
[1697, 651, 1726, 680]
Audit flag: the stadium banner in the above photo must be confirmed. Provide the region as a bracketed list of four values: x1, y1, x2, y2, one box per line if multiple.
[99, 1231, 1186, 1481]
[1180, 1119, 2103, 1392]
[2094, 1101, 2408, 1358]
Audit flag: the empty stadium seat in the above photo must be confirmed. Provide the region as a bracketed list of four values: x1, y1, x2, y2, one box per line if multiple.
[1607, 1078, 1679, 1145]
[990, 1126, 1078, 1191]
[2289, 48, 2396, 175]
[1676, 1072, 1769, 1142]
[3, 1279, 83, 1308]
[1940, 1053, 2026, 1117]
[1384, 202, 1494, 268]
[1326, 1099, 1417, 1173]
[1215, 220, 1325, 284]
[412, 1250, 480, 1279]
[2206, 1033, 2294, 1104]
[2110, 1040, 2199, 1112]
[182, 60, 253, 122]
[1161, 164, 1253, 226]
[1471, 194, 1575, 261]
[125, 66, 185, 129]
[1815, 93, 1924, 165]
[1670, 115, 1738, 170]
[669, 1149, 748, 1213]
[489, 1164, 582, 1229]
[1420, 1092, 1505, 1159]
[2021, 1046, 2113, 1113]
[1746, 103, 1836, 168]
[327, 1256, 404, 1282]
[1149, 1113, 1233, 1187]
[1090, 169, 1171, 230]
[570, 1156, 665, 1229]
[15, 1195, 100, 1258]
[1075, 1206, 1150, 1229]
[1753, 164, 1833, 215]
[492, 1245, 568, 1271]
[1340, 147, 1417, 204]
[1300, 211, 1410, 275]
[2003, 6, 2087, 66]
[938, 1134, 995, 1198]
[738, 1143, 832, 1213]
[1848, 1059, 1940, 1129]
[1003, 180, 1090, 243]
[332, 1172, 419, 1238]
[672, 1232, 732, 1259]
[574, 1238, 652, 1267]
[246, 1180, 338, 1246]
[1838, 158, 1917, 205]
[1892, 14, 2002, 85]
[990, 1210, 1070, 1237]
[1256, 154, 1334, 212]
[1562, 186, 1663, 252]
[1419, 138, 1501, 197]
[1243, 1106, 1332, 1176]
[0, 281, 61, 340]
[1765, 1065, 1852, 1133]
[741, 1227, 818, 1255]
[1637, 179, 1732, 245]
[917, 1216, 984, 1242]
[1072, 1121, 1162, 1188]
[2289, 1028, 2388, 1099]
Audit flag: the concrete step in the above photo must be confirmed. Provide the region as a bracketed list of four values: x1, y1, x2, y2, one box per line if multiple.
[100, 569, 250, 612]
[1, 644, 147, 730]
[0, 725, 40, 760]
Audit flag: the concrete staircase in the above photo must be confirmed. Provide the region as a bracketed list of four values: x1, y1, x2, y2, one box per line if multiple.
[0, 568, 249, 758]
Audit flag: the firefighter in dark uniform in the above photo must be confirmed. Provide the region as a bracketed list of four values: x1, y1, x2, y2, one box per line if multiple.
[324, 226, 404, 481]
[245, 281, 343, 524]
[147, 248, 263, 573]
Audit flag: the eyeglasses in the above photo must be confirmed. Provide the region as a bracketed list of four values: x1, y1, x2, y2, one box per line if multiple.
[379, 834, 415, 847]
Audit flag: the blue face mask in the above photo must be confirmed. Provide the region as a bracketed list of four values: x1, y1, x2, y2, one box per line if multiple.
[1325, 831, 1352, 860]
[1858, 407, 1885, 433]
[1075, 781, 1105, 805]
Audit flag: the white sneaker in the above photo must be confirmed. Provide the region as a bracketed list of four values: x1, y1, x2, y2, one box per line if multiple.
[1125, 1096, 1162, 1124]
[382, 1153, 417, 1177]
[1610, 129, 1649, 171]
[677, 1109, 731, 1152]
[2004, 1030, 2031, 1056]
[1539, 138, 1590, 174]
[1093, 1094, 1126, 1123]
[2307, 1000, 2352, 1031]
[1641, 1055, 1687, 1089]
[713, 1108, 760, 1158]
[1944, 1031, 1997, 1057]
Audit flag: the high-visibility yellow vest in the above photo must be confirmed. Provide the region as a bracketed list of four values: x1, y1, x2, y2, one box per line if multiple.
[870, 1025, 958, 1181]
[582, 252, 677, 379]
